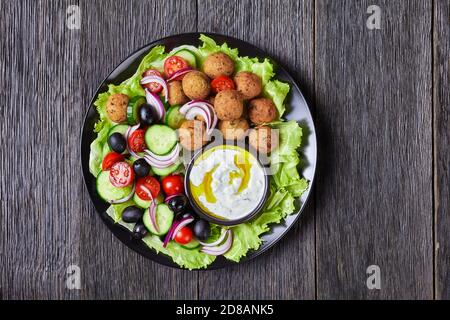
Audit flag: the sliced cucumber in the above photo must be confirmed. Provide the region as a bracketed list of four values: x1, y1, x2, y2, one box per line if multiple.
[151, 160, 181, 177]
[96, 171, 133, 203]
[108, 124, 129, 137]
[145, 125, 178, 155]
[181, 239, 200, 250]
[143, 203, 174, 236]
[172, 49, 197, 68]
[165, 105, 185, 129]
[127, 96, 146, 125]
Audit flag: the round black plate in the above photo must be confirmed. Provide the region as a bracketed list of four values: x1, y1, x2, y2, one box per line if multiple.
[80, 33, 317, 270]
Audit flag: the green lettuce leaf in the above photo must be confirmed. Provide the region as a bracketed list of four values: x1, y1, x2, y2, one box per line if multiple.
[263, 80, 290, 118]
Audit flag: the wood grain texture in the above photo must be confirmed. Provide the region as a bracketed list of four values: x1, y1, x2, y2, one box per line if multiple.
[196, 0, 316, 300]
[315, 0, 433, 299]
[0, 0, 82, 299]
[434, 0, 450, 300]
[78, 0, 198, 299]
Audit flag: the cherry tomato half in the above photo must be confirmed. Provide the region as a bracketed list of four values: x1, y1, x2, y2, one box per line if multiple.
[162, 174, 184, 196]
[136, 176, 161, 201]
[102, 152, 124, 171]
[164, 56, 189, 79]
[128, 129, 146, 153]
[174, 226, 193, 245]
[109, 161, 134, 187]
[142, 69, 163, 93]
[211, 75, 235, 93]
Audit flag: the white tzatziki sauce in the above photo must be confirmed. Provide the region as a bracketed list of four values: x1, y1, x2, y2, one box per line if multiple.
[188, 145, 266, 220]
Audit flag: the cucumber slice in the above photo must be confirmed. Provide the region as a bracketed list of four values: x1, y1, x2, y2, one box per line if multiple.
[151, 160, 181, 177]
[133, 192, 164, 208]
[127, 96, 146, 125]
[108, 124, 129, 137]
[96, 171, 133, 203]
[143, 203, 174, 236]
[145, 125, 178, 155]
[165, 105, 185, 129]
[172, 49, 197, 68]
[181, 239, 200, 250]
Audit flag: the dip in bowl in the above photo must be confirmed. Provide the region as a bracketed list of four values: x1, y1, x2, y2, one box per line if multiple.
[185, 144, 269, 226]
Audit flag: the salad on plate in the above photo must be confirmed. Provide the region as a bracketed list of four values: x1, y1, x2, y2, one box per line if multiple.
[89, 34, 309, 269]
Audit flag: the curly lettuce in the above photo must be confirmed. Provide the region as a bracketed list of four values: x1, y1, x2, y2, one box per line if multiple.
[92, 34, 309, 269]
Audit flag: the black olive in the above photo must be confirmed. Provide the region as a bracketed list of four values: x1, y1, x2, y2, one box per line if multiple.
[108, 132, 126, 153]
[122, 206, 143, 223]
[139, 104, 155, 126]
[167, 195, 188, 214]
[193, 219, 211, 241]
[133, 158, 150, 177]
[132, 222, 148, 240]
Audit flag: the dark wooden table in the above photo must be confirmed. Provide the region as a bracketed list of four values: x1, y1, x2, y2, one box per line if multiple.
[1, 0, 448, 300]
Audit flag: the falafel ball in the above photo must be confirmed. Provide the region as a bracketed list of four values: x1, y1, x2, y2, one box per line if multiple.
[168, 80, 189, 106]
[248, 126, 279, 153]
[203, 52, 234, 79]
[106, 93, 129, 123]
[182, 71, 211, 100]
[234, 71, 262, 100]
[248, 98, 278, 124]
[179, 120, 207, 151]
[213, 90, 244, 120]
[218, 118, 249, 140]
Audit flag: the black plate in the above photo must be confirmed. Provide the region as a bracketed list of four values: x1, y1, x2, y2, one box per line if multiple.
[80, 33, 317, 270]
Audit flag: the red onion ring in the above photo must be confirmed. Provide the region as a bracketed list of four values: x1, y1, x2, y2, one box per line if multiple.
[198, 228, 227, 247]
[144, 143, 180, 162]
[141, 75, 168, 102]
[125, 124, 142, 159]
[171, 217, 194, 240]
[145, 89, 166, 121]
[201, 230, 233, 255]
[166, 67, 192, 82]
[164, 193, 181, 204]
[144, 156, 178, 168]
[148, 195, 159, 233]
[109, 184, 135, 204]
[163, 220, 179, 247]
[179, 100, 217, 136]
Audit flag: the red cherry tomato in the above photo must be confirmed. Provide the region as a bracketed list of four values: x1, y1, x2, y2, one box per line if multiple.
[164, 56, 189, 79]
[174, 227, 193, 245]
[102, 152, 124, 171]
[136, 176, 161, 201]
[162, 174, 184, 196]
[109, 161, 134, 187]
[211, 75, 235, 93]
[128, 129, 146, 153]
[142, 69, 163, 93]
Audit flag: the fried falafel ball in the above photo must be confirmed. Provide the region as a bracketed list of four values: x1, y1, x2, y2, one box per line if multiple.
[248, 98, 278, 124]
[106, 93, 129, 123]
[218, 118, 249, 140]
[248, 126, 279, 153]
[203, 52, 234, 79]
[181, 71, 211, 100]
[178, 120, 207, 151]
[234, 71, 262, 100]
[213, 90, 244, 120]
[168, 80, 189, 106]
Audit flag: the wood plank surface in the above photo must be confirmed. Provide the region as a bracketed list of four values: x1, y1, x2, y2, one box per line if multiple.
[434, 0, 450, 300]
[196, 0, 316, 299]
[78, 0, 198, 299]
[315, 0, 433, 299]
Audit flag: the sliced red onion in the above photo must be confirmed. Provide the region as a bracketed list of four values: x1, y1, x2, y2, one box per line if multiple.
[141, 75, 168, 102]
[144, 156, 177, 168]
[145, 89, 166, 121]
[125, 124, 142, 159]
[201, 230, 233, 255]
[109, 184, 135, 204]
[198, 228, 227, 247]
[166, 67, 192, 82]
[144, 143, 180, 162]
[163, 219, 179, 247]
[139, 184, 153, 200]
[171, 216, 195, 240]
[179, 100, 217, 136]
[148, 195, 159, 233]
[164, 193, 181, 204]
